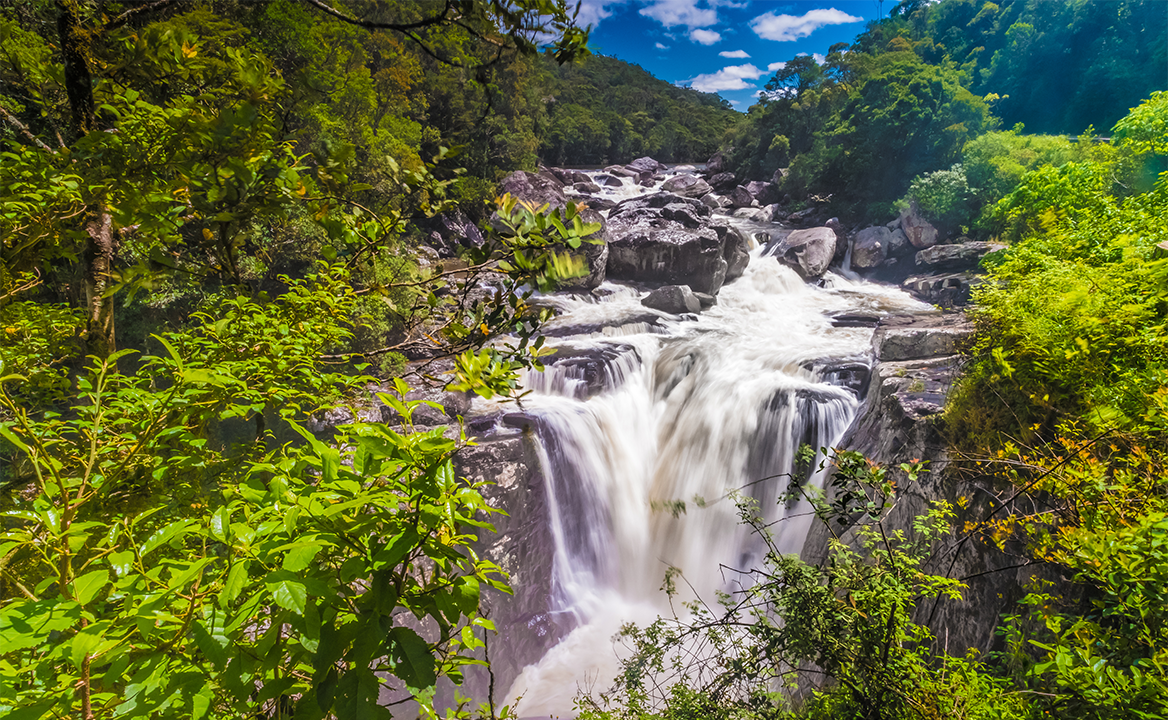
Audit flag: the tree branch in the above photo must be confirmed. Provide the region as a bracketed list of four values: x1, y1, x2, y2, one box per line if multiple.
[0, 103, 56, 153]
[105, 0, 185, 31]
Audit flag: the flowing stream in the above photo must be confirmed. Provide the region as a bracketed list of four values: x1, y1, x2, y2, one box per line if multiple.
[483, 174, 932, 715]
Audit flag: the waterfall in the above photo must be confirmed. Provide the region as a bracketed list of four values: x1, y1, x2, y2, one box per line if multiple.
[490, 250, 931, 715]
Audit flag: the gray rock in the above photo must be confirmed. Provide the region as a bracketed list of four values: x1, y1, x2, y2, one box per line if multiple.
[900, 200, 939, 249]
[692, 292, 717, 309]
[852, 226, 891, 269]
[550, 167, 592, 185]
[536, 168, 565, 188]
[745, 180, 780, 205]
[707, 172, 737, 192]
[786, 205, 823, 226]
[888, 228, 910, 256]
[594, 173, 624, 188]
[705, 151, 727, 174]
[875, 318, 974, 362]
[732, 206, 774, 223]
[607, 220, 728, 294]
[716, 223, 751, 283]
[700, 193, 722, 209]
[661, 173, 713, 198]
[660, 203, 707, 228]
[499, 170, 565, 209]
[915, 241, 1005, 272]
[610, 166, 639, 178]
[627, 156, 665, 174]
[771, 167, 788, 186]
[419, 210, 485, 258]
[641, 284, 701, 314]
[672, 164, 697, 174]
[776, 226, 837, 279]
[886, 217, 902, 231]
[729, 185, 755, 208]
[573, 181, 602, 194]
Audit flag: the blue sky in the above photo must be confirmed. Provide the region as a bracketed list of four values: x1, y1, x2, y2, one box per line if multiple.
[577, 1, 891, 109]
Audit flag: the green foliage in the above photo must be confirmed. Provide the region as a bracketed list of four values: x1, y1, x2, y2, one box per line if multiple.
[0, 299, 83, 408]
[905, 164, 974, 234]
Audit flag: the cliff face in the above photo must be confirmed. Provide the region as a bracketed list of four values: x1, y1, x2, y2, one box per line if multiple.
[802, 312, 1054, 656]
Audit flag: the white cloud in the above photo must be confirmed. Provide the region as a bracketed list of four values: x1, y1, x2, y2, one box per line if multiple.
[767, 61, 787, 72]
[640, 0, 717, 29]
[656, 42, 670, 50]
[795, 51, 829, 64]
[574, 0, 632, 27]
[689, 63, 765, 93]
[751, 8, 862, 42]
[690, 28, 722, 45]
[719, 49, 751, 58]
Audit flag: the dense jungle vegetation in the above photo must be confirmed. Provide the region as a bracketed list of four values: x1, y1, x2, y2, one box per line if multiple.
[1, 0, 1167, 718]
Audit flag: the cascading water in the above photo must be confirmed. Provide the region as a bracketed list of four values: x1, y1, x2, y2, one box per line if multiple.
[481, 171, 934, 715]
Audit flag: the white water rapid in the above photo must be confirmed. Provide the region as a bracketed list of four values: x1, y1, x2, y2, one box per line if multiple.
[485, 173, 933, 716]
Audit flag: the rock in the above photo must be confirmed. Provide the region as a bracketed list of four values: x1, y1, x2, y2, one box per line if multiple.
[573, 181, 602, 194]
[707, 172, 738, 192]
[641, 284, 701, 314]
[660, 203, 707, 228]
[542, 343, 643, 399]
[852, 226, 891, 269]
[826, 217, 848, 263]
[610, 166, 639, 178]
[672, 164, 697, 174]
[886, 217, 902, 231]
[874, 314, 974, 362]
[661, 174, 712, 198]
[705, 151, 727, 174]
[914, 241, 1005, 272]
[692, 292, 717, 309]
[774, 226, 837, 279]
[716, 223, 750, 282]
[903, 272, 979, 308]
[772, 167, 788, 186]
[786, 205, 822, 225]
[419, 210, 485, 258]
[594, 173, 624, 188]
[637, 172, 657, 187]
[549, 167, 592, 185]
[729, 185, 755, 208]
[700, 193, 722, 209]
[536, 168, 565, 188]
[745, 180, 780, 205]
[899, 200, 939, 249]
[607, 221, 728, 294]
[497, 170, 608, 288]
[732, 206, 774, 223]
[499, 170, 565, 209]
[887, 228, 910, 257]
[627, 156, 665, 174]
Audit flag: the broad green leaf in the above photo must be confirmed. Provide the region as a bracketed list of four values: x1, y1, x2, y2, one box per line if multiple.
[266, 571, 307, 615]
[389, 626, 437, 689]
[72, 569, 109, 605]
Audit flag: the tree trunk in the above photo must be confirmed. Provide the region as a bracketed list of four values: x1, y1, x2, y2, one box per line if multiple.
[59, 2, 116, 359]
[84, 212, 116, 359]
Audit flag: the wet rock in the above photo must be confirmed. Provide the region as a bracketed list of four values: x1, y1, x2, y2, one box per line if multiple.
[786, 205, 824, 226]
[542, 343, 643, 399]
[831, 314, 881, 328]
[899, 200, 939, 249]
[771, 226, 837, 279]
[641, 284, 702, 314]
[672, 164, 697, 174]
[500, 170, 565, 210]
[874, 313, 974, 362]
[418, 210, 485, 258]
[852, 226, 891, 269]
[607, 220, 728, 294]
[716, 223, 751, 282]
[661, 173, 712, 198]
[732, 205, 776, 223]
[594, 173, 624, 187]
[902, 272, 980, 308]
[693, 292, 717, 309]
[700, 193, 723, 209]
[573, 181, 602, 194]
[660, 203, 707, 229]
[540, 310, 666, 338]
[888, 227, 911, 256]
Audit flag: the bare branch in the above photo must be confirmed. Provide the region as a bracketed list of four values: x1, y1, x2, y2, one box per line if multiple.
[0, 104, 56, 153]
[105, 0, 185, 31]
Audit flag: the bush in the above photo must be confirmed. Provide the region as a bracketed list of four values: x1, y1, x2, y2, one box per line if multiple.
[906, 163, 975, 233]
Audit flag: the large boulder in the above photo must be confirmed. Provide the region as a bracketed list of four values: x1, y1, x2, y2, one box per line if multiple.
[593, 173, 624, 188]
[888, 227, 911, 256]
[900, 200, 939, 249]
[852, 226, 891, 270]
[419, 210, 485, 258]
[745, 181, 781, 206]
[641, 284, 701, 314]
[549, 167, 592, 185]
[499, 170, 564, 209]
[705, 151, 727, 174]
[716, 223, 750, 282]
[661, 173, 712, 198]
[707, 172, 737, 192]
[627, 156, 666, 174]
[728, 185, 756, 208]
[915, 241, 1004, 272]
[774, 226, 837, 279]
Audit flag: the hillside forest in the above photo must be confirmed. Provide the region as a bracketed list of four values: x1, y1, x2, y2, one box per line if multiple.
[1, 0, 1167, 719]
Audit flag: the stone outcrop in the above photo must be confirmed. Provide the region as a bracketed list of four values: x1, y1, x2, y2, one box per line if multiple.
[728, 185, 756, 208]
[851, 226, 891, 270]
[767, 226, 837, 279]
[605, 192, 749, 294]
[745, 180, 780, 205]
[627, 156, 666, 174]
[641, 284, 701, 314]
[705, 150, 727, 174]
[707, 172, 738, 192]
[899, 200, 940, 249]
[915, 241, 1004, 272]
[419, 210, 485, 258]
